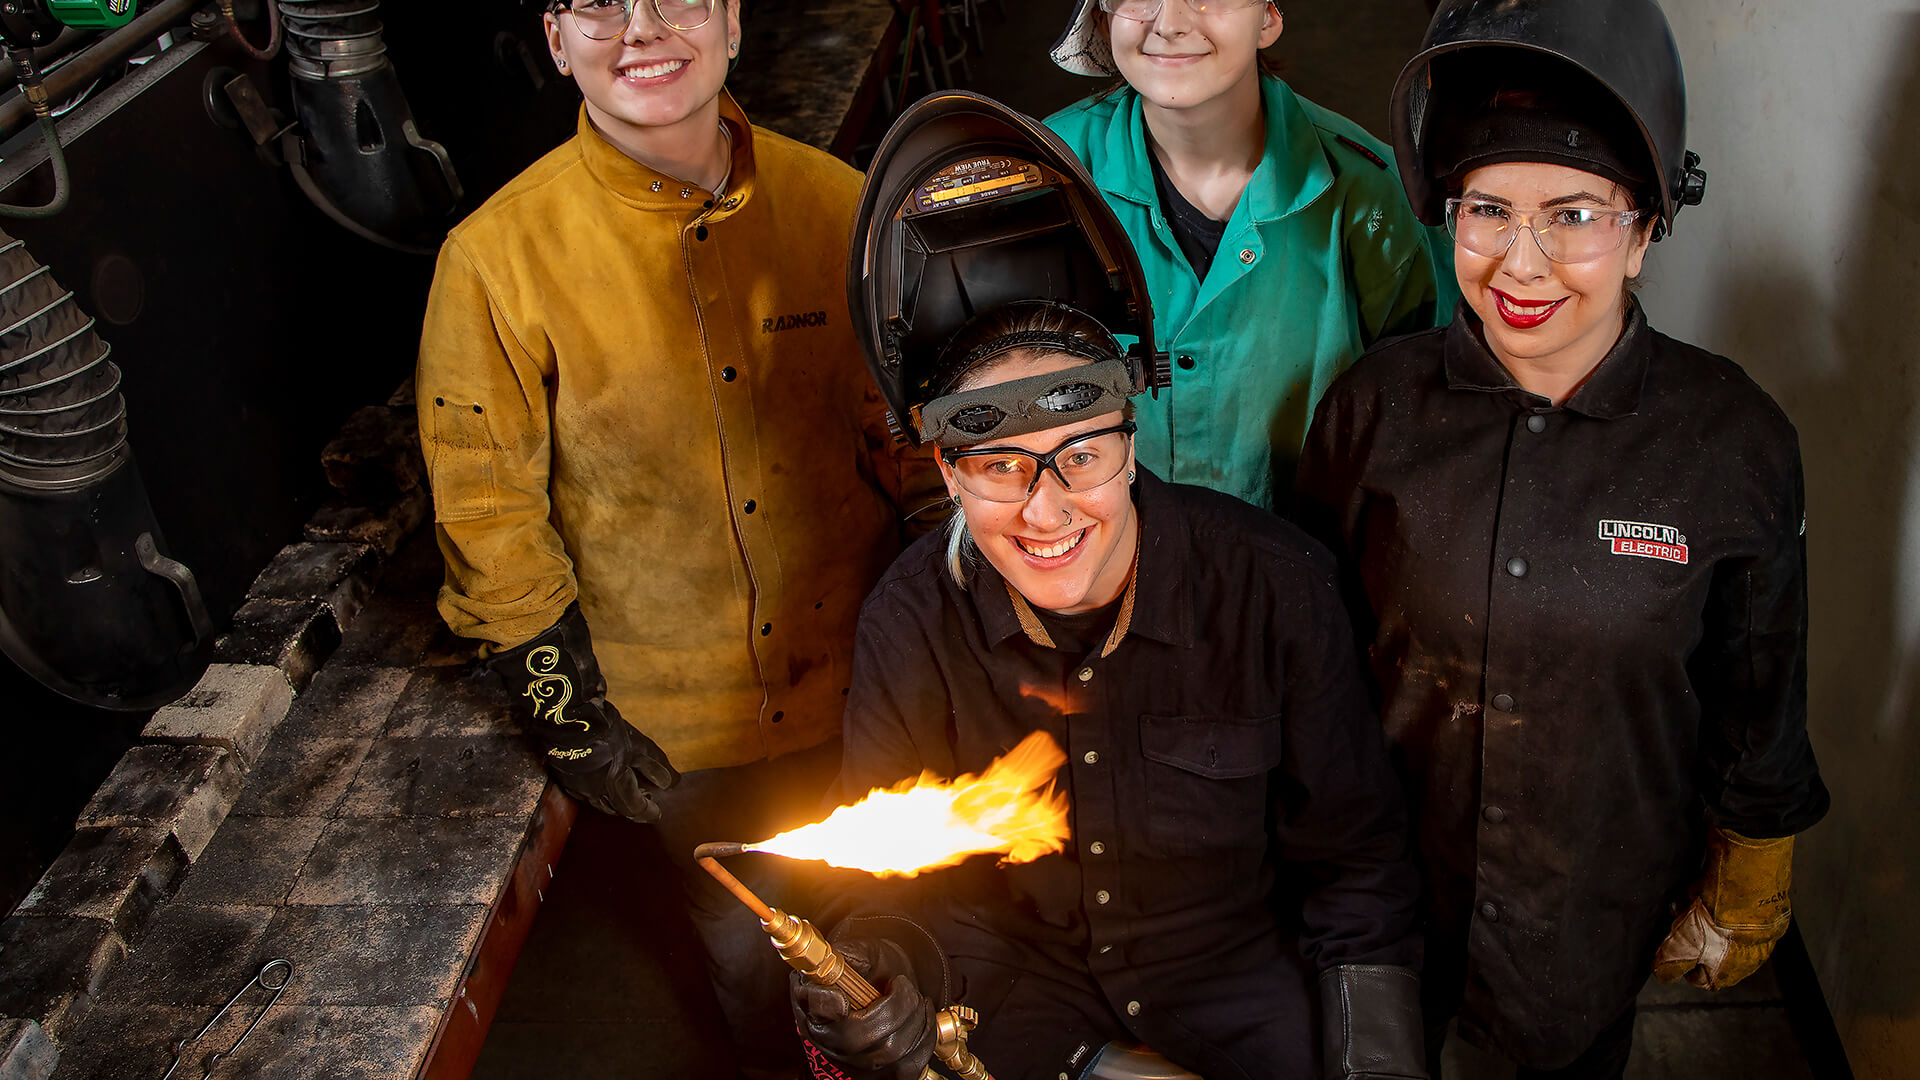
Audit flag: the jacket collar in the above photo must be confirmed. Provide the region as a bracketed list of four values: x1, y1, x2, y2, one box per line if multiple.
[1442, 300, 1652, 419]
[974, 466, 1195, 652]
[576, 90, 758, 220]
[1095, 75, 1334, 225]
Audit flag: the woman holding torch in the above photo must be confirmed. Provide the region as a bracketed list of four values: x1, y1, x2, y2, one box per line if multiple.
[1295, 1, 1829, 1075]
[790, 92, 1428, 1080]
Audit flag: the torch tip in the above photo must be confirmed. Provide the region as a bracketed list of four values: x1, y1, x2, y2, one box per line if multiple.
[693, 841, 746, 860]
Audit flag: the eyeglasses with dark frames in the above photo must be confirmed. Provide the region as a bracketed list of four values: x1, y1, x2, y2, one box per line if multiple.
[941, 423, 1137, 503]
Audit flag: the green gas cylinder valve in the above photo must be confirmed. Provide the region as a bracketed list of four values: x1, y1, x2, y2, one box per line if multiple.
[45, 0, 137, 29]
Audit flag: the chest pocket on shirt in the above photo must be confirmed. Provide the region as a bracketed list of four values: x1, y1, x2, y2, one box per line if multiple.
[425, 398, 497, 523]
[1140, 714, 1284, 854]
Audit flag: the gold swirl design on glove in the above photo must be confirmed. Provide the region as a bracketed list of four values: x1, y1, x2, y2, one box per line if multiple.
[523, 645, 590, 732]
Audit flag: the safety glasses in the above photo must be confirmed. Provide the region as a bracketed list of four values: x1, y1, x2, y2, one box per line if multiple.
[551, 0, 715, 38]
[942, 423, 1136, 503]
[1446, 197, 1647, 264]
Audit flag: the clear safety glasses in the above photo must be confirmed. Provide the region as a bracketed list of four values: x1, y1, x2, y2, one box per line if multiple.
[553, 0, 715, 38]
[1446, 198, 1648, 265]
[1098, 0, 1269, 21]
[942, 423, 1136, 504]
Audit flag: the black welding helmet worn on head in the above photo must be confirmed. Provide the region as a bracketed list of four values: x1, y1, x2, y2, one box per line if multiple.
[1390, 0, 1708, 239]
[849, 91, 1168, 448]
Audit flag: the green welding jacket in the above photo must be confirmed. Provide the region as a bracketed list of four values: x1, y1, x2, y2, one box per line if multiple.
[1045, 76, 1457, 509]
[417, 96, 940, 773]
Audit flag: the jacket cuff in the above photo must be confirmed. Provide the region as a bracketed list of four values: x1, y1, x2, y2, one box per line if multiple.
[1319, 963, 1427, 1079]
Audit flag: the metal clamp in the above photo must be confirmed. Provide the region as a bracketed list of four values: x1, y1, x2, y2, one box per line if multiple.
[160, 959, 294, 1080]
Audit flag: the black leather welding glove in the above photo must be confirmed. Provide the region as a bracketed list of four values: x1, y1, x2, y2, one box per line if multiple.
[487, 602, 678, 822]
[791, 915, 950, 1080]
[1319, 964, 1428, 1079]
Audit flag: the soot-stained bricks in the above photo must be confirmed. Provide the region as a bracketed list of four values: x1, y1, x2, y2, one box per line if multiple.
[259, 904, 489, 1007]
[272, 664, 408, 739]
[0, 917, 125, 1043]
[101, 904, 276, 1008]
[304, 488, 429, 561]
[213, 598, 344, 693]
[73, 746, 244, 862]
[141, 664, 294, 770]
[171, 817, 329, 907]
[338, 736, 545, 819]
[244, 542, 381, 635]
[384, 666, 522, 738]
[0, 1018, 57, 1080]
[289, 817, 526, 908]
[230, 739, 376, 818]
[12, 828, 188, 945]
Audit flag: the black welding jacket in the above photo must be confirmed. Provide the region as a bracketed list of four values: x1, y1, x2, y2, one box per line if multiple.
[840, 469, 1420, 1080]
[1295, 305, 1830, 1069]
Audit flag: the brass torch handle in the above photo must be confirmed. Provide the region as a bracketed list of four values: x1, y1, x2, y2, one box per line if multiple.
[694, 845, 992, 1080]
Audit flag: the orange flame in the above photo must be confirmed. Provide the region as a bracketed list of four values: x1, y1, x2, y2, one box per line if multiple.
[747, 731, 1071, 877]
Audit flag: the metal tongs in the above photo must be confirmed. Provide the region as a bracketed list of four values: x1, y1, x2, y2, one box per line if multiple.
[160, 958, 294, 1080]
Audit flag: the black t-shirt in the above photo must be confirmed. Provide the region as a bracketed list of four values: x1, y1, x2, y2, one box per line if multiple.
[1147, 149, 1227, 282]
[1032, 595, 1122, 655]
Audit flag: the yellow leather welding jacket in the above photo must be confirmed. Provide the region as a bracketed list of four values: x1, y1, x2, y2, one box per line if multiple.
[417, 97, 936, 772]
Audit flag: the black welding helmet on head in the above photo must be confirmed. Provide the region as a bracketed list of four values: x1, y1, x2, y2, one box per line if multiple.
[1390, 0, 1707, 239]
[849, 91, 1168, 448]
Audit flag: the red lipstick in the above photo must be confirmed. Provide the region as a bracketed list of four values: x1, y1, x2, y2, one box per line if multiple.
[1492, 289, 1567, 330]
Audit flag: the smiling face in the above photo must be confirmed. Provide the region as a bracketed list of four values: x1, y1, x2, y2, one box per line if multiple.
[939, 353, 1139, 615]
[1454, 162, 1653, 385]
[1104, 0, 1281, 112]
[544, 0, 740, 145]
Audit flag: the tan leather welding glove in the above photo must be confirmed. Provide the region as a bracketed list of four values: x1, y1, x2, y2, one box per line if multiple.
[1653, 827, 1794, 989]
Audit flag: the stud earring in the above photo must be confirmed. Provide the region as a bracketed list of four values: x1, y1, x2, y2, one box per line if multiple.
[1126, 469, 1135, 483]
[557, 60, 569, 73]
[728, 41, 738, 55]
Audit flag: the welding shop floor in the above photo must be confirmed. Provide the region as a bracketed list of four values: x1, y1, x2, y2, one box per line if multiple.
[459, 1, 1827, 1076]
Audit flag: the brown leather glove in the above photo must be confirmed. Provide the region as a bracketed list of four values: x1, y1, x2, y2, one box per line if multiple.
[1653, 827, 1794, 989]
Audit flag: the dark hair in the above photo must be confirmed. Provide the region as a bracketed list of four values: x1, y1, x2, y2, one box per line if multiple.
[931, 303, 1123, 398]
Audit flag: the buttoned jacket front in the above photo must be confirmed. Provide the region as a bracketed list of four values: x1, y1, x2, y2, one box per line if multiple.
[1296, 306, 1830, 1067]
[417, 96, 938, 772]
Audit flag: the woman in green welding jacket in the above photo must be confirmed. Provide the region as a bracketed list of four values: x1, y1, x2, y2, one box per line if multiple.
[1044, 0, 1454, 509]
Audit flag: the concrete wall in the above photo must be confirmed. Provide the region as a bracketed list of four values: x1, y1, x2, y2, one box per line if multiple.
[1637, 1, 1920, 1072]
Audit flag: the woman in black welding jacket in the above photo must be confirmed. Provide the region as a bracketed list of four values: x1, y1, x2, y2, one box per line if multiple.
[789, 93, 1426, 1080]
[1294, 1, 1829, 1077]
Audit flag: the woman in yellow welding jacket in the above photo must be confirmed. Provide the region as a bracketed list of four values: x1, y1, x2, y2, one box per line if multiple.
[415, 1, 940, 1075]
[787, 93, 1426, 1080]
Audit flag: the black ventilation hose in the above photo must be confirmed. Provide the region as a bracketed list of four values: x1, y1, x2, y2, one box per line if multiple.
[0, 51, 70, 220]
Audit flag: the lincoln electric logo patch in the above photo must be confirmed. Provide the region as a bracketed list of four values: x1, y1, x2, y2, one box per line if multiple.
[762, 310, 828, 333]
[1598, 519, 1689, 564]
